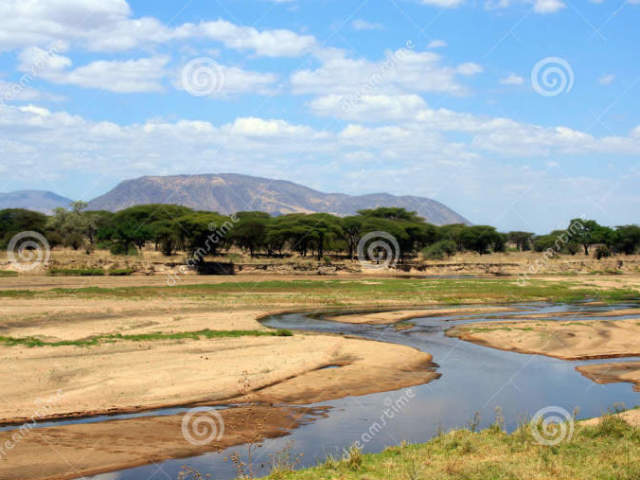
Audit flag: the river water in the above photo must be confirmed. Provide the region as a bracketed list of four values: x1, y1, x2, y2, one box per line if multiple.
[77, 302, 640, 480]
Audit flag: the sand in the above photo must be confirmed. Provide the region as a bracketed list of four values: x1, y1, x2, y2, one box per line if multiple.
[577, 362, 640, 392]
[326, 306, 514, 325]
[0, 405, 323, 480]
[447, 317, 640, 360]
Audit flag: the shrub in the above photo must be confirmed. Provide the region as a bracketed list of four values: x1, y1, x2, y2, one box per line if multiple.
[595, 245, 611, 260]
[48, 268, 105, 276]
[108, 268, 135, 276]
[110, 243, 139, 256]
[422, 240, 457, 260]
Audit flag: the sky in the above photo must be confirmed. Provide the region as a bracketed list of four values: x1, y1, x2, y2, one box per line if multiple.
[0, 0, 639, 233]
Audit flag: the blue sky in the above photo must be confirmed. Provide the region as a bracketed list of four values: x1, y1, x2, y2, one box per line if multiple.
[0, 0, 639, 232]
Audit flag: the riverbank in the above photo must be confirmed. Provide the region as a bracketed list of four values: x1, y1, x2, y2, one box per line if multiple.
[269, 412, 640, 480]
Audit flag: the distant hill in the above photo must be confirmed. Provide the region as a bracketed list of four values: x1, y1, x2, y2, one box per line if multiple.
[88, 174, 469, 225]
[0, 190, 73, 214]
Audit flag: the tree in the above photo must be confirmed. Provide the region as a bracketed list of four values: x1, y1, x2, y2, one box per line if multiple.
[176, 212, 232, 260]
[231, 212, 270, 257]
[341, 216, 364, 260]
[508, 231, 534, 251]
[613, 225, 640, 255]
[0, 209, 48, 248]
[460, 226, 504, 255]
[568, 219, 605, 256]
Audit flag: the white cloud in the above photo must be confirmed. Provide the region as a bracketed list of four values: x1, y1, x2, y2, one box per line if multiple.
[500, 73, 524, 85]
[598, 74, 615, 85]
[291, 49, 482, 96]
[0, 1, 318, 57]
[419, 0, 465, 7]
[309, 94, 427, 121]
[25, 55, 169, 93]
[533, 0, 566, 13]
[485, 0, 566, 13]
[352, 19, 384, 31]
[427, 40, 447, 49]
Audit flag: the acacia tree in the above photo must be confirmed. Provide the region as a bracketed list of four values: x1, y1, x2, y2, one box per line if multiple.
[231, 212, 270, 257]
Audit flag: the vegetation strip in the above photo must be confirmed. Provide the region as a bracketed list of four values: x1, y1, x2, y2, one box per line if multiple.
[273, 414, 640, 480]
[0, 328, 293, 348]
[0, 278, 636, 305]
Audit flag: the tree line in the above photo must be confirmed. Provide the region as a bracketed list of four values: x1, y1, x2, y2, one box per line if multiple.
[2, 203, 640, 262]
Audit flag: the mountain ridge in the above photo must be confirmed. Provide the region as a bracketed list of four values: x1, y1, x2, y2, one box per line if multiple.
[0, 190, 73, 214]
[87, 173, 469, 225]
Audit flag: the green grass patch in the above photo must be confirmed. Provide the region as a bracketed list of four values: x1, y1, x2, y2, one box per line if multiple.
[0, 270, 17, 277]
[48, 268, 105, 276]
[0, 278, 637, 306]
[0, 328, 293, 348]
[266, 414, 640, 480]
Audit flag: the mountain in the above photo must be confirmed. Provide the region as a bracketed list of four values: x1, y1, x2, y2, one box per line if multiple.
[88, 174, 469, 225]
[0, 190, 73, 214]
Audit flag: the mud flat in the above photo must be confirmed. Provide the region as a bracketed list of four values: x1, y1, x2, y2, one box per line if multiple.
[447, 317, 640, 360]
[0, 405, 322, 480]
[577, 362, 640, 392]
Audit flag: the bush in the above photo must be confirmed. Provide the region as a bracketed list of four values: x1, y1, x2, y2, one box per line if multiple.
[110, 243, 139, 256]
[108, 268, 135, 276]
[422, 240, 457, 260]
[595, 245, 611, 260]
[48, 268, 105, 276]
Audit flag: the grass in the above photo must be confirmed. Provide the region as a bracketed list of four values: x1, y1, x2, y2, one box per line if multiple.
[0, 278, 636, 306]
[48, 268, 106, 276]
[0, 328, 293, 348]
[0, 270, 17, 277]
[272, 414, 640, 480]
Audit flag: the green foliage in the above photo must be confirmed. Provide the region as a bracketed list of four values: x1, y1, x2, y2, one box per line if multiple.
[613, 225, 640, 255]
[508, 231, 534, 251]
[422, 240, 457, 260]
[0, 328, 294, 348]
[0, 208, 48, 248]
[108, 268, 135, 276]
[460, 225, 504, 254]
[48, 268, 105, 276]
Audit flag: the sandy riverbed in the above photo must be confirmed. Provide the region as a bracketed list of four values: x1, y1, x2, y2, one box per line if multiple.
[326, 306, 515, 325]
[447, 316, 640, 360]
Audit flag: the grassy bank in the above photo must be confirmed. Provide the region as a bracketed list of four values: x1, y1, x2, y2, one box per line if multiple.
[0, 278, 637, 306]
[269, 414, 640, 480]
[0, 328, 293, 348]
